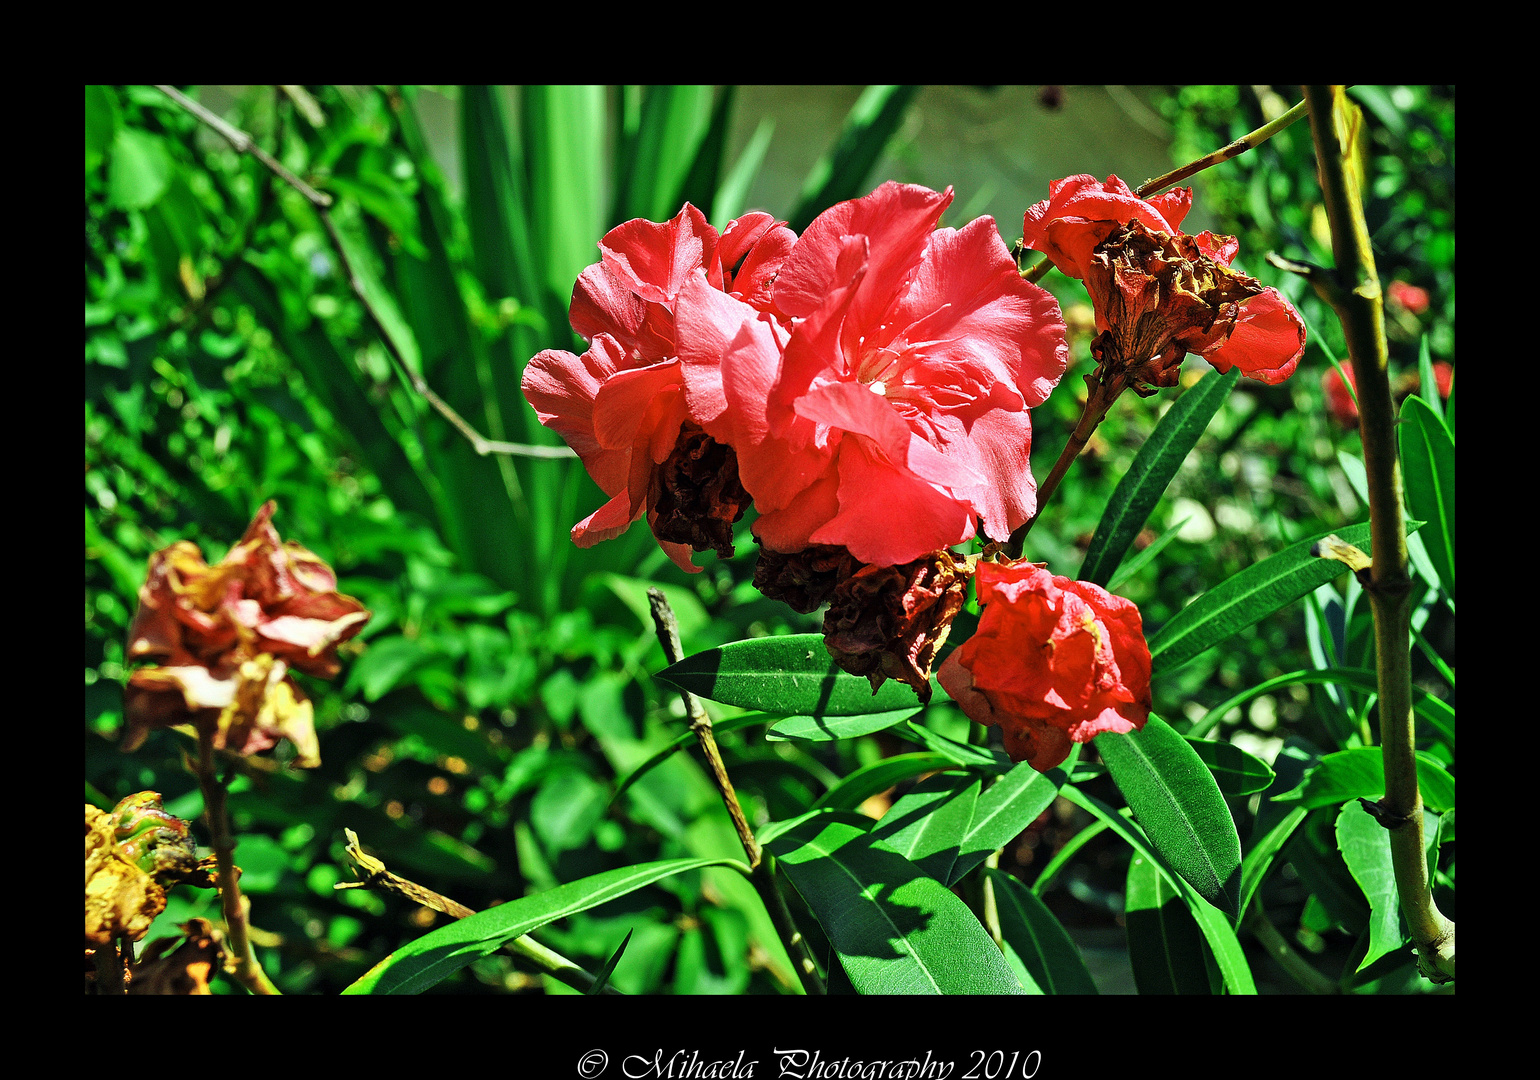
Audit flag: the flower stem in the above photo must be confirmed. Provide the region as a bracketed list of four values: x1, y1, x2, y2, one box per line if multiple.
[1243, 895, 1339, 994]
[195, 729, 281, 995]
[1008, 370, 1127, 555]
[1301, 85, 1453, 984]
[647, 588, 826, 995]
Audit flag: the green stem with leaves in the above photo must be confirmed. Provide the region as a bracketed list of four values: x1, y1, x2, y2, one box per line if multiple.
[1300, 85, 1453, 983]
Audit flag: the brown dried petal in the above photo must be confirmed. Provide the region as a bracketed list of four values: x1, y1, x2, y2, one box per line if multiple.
[822, 550, 973, 703]
[128, 919, 225, 995]
[1085, 219, 1267, 390]
[647, 427, 752, 558]
[753, 542, 864, 614]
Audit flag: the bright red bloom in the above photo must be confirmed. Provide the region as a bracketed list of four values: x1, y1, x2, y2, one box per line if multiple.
[1387, 280, 1430, 315]
[1022, 174, 1305, 387]
[937, 560, 1151, 772]
[521, 205, 795, 572]
[675, 182, 1068, 567]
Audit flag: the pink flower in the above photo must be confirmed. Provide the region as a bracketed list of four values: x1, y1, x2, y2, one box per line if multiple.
[521, 205, 795, 573]
[1022, 175, 1305, 387]
[937, 560, 1151, 773]
[674, 182, 1068, 567]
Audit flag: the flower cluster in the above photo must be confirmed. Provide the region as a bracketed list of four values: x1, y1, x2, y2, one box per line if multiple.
[525, 183, 1068, 694]
[123, 502, 370, 768]
[1022, 175, 1305, 390]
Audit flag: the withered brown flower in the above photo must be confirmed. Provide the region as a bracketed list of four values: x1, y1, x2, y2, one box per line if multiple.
[122, 502, 369, 767]
[822, 549, 974, 703]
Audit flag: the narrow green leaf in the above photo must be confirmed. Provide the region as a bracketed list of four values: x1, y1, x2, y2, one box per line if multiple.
[342, 856, 748, 994]
[1148, 520, 1422, 672]
[812, 754, 960, 812]
[892, 719, 1010, 772]
[1081, 367, 1238, 587]
[1187, 666, 1453, 745]
[1273, 748, 1455, 811]
[611, 713, 777, 803]
[987, 869, 1098, 995]
[712, 118, 774, 230]
[768, 708, 922, 743]
[1185, 738, 1275, 797]
[868, 772, 982, 885]
[585, 928, 632, 994]
[1106, 515, 1191, 593]
[1060, 786, 1255, 994]
[1336, 802, 1407, 971]
[657, 634, 931, 716]
[765, 814, 1026, 994]
[522, 85, 606, 313]
[1399, 395, 1455, 600]
[675, 85, 736, 222]
[1096, 715, 1242, 919]
[1238, 806, 1307, 918]
[615, 85, 715, 225]
[1032, 820, 1109, 897]
[790, 86, 919, 233]
[1416, 337, 1443, 425]
[1125, 852, 1212, 994]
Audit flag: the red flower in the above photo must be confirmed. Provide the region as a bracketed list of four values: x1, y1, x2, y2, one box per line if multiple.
[937, 560, 1151, 772]
[674, 182, 1068, 567]
[521, 205, 795, 572]
[1323, 360, 1453, 426]
[123, 502, 370, 767]
[1387, 280, 1430, 315]
[1022, 174, 1305, 387]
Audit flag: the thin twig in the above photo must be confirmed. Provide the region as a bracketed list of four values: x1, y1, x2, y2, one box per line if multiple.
[335, 829, 621, 994]
[195, 729, 281, 994]
[647, 588, 826, 995]
[156, 84, 573, 462]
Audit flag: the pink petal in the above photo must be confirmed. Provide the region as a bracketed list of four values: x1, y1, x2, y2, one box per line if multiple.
[809, 437, 975, 565]
[598, 204, 719, 305]
[591, 361, 683, 452]
[571, 490, 641, 547]
[1203, 288, 1306, 385]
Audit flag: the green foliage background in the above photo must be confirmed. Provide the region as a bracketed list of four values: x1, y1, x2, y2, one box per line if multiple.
[85, 85, 1453, 994]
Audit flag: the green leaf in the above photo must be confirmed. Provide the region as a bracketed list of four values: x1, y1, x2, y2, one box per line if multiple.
[1125, 852, 1212, 994]
[1148, 520, 1421, 672]
[987, 869, 1098, 995]
[522, 85, 606, 310]
[1336, 802, 1408, 971]
[767, 708, 922, 742]
[892, 719, 1010, 772]
[1238, 806, 1307, 918]
[712, 117, 774, 229]
[764, 814, 1026, 994]
[790, 86, 919, 233]
[615, 85, 716, 225]
[1106, 515, 1192, 593]
[1273, 748, 1455, 811]
[1096, 715, 1242, 919]
[85, 85, 121, 174]
[657, 634, 931, 715]
[108, 128, 174, 210]
[1060, 786, 1255, 993]
[1417, 336, 1444, 426]
[342, 856, 748, 994]
[1398, 395, 1455, 600]
[595, 574, 709, 642]
[1080, 367, 1238, 587]
[611, 713, 776, 803]
[812, 754, 960, 812]
[1187, 666, 1454, 746]
[586, 928, 632, 994]
[1185, 738, 1275, 797]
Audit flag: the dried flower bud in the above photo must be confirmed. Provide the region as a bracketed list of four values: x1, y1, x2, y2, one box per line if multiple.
[823, 549, 974, 703]
[1085, 219, 1302, 391]
[752, 542, 863, 614]
[647, 425, 752, 559]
